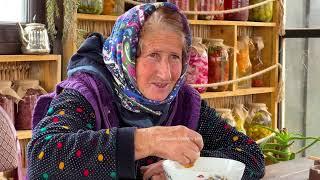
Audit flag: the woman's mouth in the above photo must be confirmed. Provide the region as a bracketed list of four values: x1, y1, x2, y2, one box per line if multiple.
[152, 82, 169, 89]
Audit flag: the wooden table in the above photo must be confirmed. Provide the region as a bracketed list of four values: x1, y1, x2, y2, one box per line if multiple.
[263, 158, 314, 180]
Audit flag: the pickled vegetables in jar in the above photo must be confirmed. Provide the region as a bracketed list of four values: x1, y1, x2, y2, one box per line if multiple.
[207, 39, 230, 92]
[78, 0, 104, 14]
[186, 37, 208, 93]
[250, 36, 265, 87]
[245, 103, 272, 141]
[216, 108, 236, 127]
[232, 104, 248, 134]
[249, 0, 273, 22]
[236, 36, 252, 88]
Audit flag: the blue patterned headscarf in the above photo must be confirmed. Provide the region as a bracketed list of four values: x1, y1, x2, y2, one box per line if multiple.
[102, 3, 191, 115]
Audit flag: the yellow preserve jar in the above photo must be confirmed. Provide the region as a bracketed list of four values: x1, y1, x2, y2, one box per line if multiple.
[245, 103, 272, 141]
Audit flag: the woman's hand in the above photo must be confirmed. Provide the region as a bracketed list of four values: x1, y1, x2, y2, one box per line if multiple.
[140, 160, 165, 180]
[135, 125, 203, 166]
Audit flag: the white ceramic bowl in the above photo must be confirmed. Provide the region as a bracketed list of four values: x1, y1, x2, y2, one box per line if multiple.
[162, 157, 246, 180]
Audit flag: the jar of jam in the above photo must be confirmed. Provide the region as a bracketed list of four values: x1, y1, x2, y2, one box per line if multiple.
[198, 0, 224, 20]
[13, 80, 46, 130]
[250, 36, 265, 87]
[224, 0, 249, 21]
[0, 80, 20, 125]
[216, 108, 236, 127]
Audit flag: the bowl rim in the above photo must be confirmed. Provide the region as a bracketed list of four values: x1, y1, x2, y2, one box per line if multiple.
[162, 157, 246, 174]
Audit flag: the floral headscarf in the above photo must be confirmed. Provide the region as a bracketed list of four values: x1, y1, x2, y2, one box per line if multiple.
[102, 2, 191, 115]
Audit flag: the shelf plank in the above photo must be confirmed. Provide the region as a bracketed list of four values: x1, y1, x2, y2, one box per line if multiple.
[17, 130, 32, 140]
[0, 55, 61, 62]
[77, 13, 119, 21]
[200, 87, 275, 99]
[188, 20, 276, 27]
[76, 13, 276, 27]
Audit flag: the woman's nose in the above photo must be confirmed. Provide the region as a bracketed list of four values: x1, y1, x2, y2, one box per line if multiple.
[157, 57, 172, 80]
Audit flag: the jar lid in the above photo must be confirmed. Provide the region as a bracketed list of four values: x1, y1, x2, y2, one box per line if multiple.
[192, 37, 202, 44]
[207, 39, 224, 43]
[249, 103, 267, 108]
[233, 104, 244, 108]
[0, 80, 12, 88]
[253, 36, 263, 41]
[215, 108, 232, 113]
[13, 80, 40, 87]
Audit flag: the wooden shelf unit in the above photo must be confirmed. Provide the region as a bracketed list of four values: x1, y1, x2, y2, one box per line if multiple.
[0, 54, 61, 92]
[63, 0, 281, 129]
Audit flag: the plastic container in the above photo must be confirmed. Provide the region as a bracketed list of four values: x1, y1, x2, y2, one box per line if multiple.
[216, 108, 236, 127]
[232, 104, 248, 134]
[224, 0, 249, 21]
[245, 103, 272, 141]
[186, 37, 208, 93]
[168, 0, 189, 11]
[250, 36, 265, 87]
[78, 0, 103, 14]
[0, 80, 21, 125]
[198, 0, 224, 20]
[13, 80, 46, 130]
[236, 36, 252, 88]
[207, 39, 230, 92]
[249, 0, 273, 22]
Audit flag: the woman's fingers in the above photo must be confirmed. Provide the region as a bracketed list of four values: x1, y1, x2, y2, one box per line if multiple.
[142, 161, 164, 180]
[187, 129, 204, 151]
[151, 173, 166, 180]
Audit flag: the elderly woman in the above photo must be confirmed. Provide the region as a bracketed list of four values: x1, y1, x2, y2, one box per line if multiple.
[27, 3, 264, 180]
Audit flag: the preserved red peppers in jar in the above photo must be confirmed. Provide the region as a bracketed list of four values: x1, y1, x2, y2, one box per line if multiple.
[186, 37, 208, 93]
[224, 0, 249, 21]
[13, 80, 46, 130]
[0, 80, 20, 125]
[198, 0, 224, 20]
[207, 39, 230, 91]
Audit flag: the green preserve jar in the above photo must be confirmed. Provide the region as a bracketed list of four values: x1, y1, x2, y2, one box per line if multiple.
[78, 0, 103, 14]
[249, 0, 273, 22]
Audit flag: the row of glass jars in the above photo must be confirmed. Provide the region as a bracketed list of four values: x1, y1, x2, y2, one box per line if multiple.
[186, 36, 265, 93]
[216, 103, 272, 141]
[0, 80, 46, 130]
[77, 0, 273, 22]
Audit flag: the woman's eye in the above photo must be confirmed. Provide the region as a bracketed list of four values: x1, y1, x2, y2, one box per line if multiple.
[149, 53, 159, 59]
[171, 55, 181, 61]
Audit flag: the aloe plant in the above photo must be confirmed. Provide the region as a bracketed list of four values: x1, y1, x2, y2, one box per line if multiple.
[256, 125, 320, 164]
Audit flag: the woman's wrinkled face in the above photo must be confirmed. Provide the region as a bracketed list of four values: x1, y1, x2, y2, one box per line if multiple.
[136, 30, 184, 101]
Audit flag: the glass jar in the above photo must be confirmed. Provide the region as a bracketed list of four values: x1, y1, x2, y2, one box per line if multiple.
[245, 103, 272, 141]
[207, 39, 230, 92]
[0, 80, 20, 125]
[237, 36, 252, 88]
[102, 0, 115, 15]
[249, 0, 273, 22]
[13, 80, 46, 130]
[224, 0, 249, 21]
[198, 0, 224, 20]
[216, 108, 236, 127]
[168, 0, 189, 11]
[232, 104, 248, 134]
[186, 37, 208, 93]
[78, 0, 103, 14]
[250, 36, 265, 87]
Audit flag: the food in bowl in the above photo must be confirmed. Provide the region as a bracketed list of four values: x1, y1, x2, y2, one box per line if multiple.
[163, 157, 245, 180]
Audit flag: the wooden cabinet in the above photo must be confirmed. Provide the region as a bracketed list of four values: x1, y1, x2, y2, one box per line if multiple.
[63, 1, 282, 129]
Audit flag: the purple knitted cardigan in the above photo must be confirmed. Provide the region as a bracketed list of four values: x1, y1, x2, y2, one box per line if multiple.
[33, 72, 201, 131]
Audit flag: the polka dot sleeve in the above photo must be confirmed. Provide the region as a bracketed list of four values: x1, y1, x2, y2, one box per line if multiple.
[27, 89, 118, 179]
[197, 100, 265, 180]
